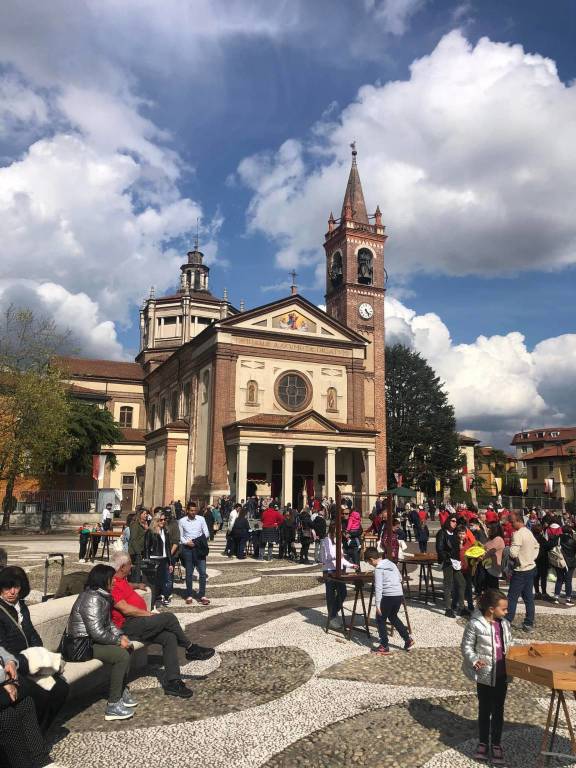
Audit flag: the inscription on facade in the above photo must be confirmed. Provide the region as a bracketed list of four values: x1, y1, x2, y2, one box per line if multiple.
[233, 336, 352, 357]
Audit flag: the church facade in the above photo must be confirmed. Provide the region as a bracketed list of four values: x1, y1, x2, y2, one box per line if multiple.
[62, 150, 388, 513]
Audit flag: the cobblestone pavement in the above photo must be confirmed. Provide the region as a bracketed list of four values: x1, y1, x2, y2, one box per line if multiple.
[5, 531, 576, 768]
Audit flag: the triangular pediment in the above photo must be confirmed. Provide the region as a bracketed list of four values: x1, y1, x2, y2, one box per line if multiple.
[284, 410, 339, 433]
[218, 295, 367, 345]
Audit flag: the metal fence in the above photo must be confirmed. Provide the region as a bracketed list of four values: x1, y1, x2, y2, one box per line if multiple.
[17, 490, 96, 515]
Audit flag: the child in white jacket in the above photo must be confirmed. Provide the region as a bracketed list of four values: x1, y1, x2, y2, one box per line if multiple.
[461, 589, 512, 765]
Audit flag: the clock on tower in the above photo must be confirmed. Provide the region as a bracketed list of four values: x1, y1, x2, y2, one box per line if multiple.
[324, 145, 388, 490]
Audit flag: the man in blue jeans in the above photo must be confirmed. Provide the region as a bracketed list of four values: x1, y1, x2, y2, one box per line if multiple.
[178, 502, 211, 606]
[506, 510, 540, 633]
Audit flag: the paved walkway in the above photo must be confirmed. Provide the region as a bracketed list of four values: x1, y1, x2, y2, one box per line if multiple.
[3, 531, 575, 767]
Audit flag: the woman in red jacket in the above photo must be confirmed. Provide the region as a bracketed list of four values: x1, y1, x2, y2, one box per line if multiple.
[259, 504, 285, 561]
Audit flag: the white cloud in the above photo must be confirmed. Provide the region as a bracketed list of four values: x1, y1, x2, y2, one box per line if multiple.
[364, 0, 426, 35]
[385, 296, 576, 445]
[239, 31, 576, 279]
[0, 74, 48, 134]
[0, 280, 125, 360]
[0, 134, 202, 325]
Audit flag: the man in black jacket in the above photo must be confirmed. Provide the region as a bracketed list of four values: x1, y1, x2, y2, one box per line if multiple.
[435, 516, 467, 618]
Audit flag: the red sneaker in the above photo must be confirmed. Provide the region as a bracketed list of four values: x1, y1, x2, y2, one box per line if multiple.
[473, 743, 488, 761]
[371, 645, 391, 656]
[404, 638, 416, 651]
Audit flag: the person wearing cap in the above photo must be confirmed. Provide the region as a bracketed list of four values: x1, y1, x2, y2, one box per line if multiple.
[102, 502, 114, 531]
[485, 505, 498, 525]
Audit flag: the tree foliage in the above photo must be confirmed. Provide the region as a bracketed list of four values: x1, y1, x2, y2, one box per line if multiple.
[0, 307, 74, 527]
[65, 401, 123, 474]
[385, 344, 461, 494]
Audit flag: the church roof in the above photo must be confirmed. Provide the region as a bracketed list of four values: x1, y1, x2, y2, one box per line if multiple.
[225, 410, 377, 435]
[218, 292, 368, 345]
[341, 148, 369, 224]
[56, 356, 144, 382]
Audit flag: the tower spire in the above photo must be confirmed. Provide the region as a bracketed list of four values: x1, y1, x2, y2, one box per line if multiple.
[341, 142, 369, 224]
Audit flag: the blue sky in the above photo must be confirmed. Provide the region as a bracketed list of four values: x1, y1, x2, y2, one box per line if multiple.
[0, 0, 575, 443]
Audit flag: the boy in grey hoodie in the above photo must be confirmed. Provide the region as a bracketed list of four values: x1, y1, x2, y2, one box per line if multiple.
[364, 546, 414, 656]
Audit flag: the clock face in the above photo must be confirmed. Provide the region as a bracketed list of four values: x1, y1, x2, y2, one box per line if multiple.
[358, 302, 374, 320]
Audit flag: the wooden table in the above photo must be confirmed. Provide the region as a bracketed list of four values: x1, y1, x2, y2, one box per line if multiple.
[507, 644, 576, 766]
[324, 572, 373, 640]
[400, 553, 437, 603]
[87, 531, 122, 562]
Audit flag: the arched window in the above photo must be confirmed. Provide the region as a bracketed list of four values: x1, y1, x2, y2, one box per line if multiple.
[119, 406, 133, 427]
[246, 380, 258, 405]
[357, 248, 373, 285]
[326, 387, 338, 412]
[329, 251, 343, 288]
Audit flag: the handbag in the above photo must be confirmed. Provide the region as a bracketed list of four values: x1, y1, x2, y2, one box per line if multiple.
[59, 631, 93, 662]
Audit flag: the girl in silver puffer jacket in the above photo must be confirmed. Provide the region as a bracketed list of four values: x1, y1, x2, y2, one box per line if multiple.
[461, 589, 512, 765]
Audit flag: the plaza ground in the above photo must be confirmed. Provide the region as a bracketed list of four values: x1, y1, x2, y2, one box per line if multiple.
[3, 529, 576, 768]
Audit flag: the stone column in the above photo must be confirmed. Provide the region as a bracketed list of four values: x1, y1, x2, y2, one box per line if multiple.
[236, 444, 249, 502]
[282, 445, 294, 508]
[325, 447, 336, 501]
[366, 448, 377, 514]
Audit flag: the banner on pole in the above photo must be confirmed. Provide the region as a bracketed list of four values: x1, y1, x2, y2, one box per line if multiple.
[92, 454, 107, 483]
[519, 477, 528, 494]
[435, 478, 441, 492]
[544, 477, 554, 494]
[394, 472, 403, 487]
[494, 477, 502, 493]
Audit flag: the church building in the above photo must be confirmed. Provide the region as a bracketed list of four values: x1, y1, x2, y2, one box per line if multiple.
[61, 148, 388, 512]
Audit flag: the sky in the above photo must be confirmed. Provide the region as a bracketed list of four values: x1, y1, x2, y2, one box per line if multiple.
[0, 0, 575, 447]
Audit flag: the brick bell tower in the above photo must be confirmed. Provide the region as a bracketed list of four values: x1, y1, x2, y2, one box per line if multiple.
[324, 144, 387, 491]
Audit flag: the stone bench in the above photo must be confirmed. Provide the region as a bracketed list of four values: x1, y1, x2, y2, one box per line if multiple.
[28, 592, 151, 697]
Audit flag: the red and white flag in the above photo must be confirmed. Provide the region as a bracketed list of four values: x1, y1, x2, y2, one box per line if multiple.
[394, 472, 403, 487]
[92, 454, 107, 483]
[544, 477, 554, 494]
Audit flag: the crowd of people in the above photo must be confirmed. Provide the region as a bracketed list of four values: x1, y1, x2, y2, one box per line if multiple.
[3, 491, 575, 767]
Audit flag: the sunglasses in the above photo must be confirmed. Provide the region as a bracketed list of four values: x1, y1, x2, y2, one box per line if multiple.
[159, 518, 166, 522]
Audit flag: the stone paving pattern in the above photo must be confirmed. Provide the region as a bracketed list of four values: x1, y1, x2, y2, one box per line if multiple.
[5, 531, 576, 768]
[57, 647, 314, 733]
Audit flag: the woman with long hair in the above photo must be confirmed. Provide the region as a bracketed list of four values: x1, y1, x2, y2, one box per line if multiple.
[435, 515, 467, 618]
[145, 511, 174, 607]
[0, 566, 69, 732]
[320, 521, 357, 628]
[484, 523, 505, 590]
[66, 565, 135, 722]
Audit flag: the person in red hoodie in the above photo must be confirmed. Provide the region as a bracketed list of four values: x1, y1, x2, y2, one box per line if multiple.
[345, 506, 363, 565]
[485, 505, 499, 524]
[259, 504, 285, 561]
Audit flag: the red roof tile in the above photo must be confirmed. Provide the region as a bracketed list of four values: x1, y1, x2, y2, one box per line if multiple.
[119, 428, 147, 443]
[523, 440, 576, 461]
[511, 427, 576, 444]
[56, 356, 144, 382]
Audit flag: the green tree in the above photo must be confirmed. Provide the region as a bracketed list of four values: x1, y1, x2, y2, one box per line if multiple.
[0, 307, 74, 528]
[385, 344, 462, 495]
[64, 400, 123, 474]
